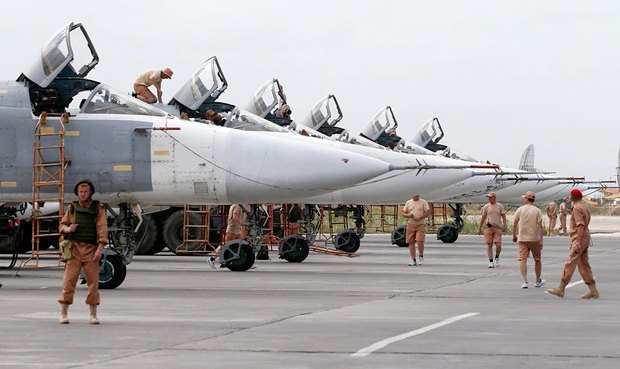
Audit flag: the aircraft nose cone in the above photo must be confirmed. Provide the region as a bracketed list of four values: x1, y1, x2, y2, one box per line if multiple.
[224, 132, 390, 203]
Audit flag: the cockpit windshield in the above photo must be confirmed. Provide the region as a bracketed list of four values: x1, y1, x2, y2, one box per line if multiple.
[224, 108, 290, 133]
[81, 84, 167, 117]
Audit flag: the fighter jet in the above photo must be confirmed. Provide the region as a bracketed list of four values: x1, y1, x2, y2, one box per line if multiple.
[0, 23, 395, 285]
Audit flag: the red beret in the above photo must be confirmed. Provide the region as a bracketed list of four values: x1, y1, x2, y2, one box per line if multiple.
[570, 189, 583, 198]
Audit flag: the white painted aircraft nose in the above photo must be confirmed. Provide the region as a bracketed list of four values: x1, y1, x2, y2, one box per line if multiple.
[224, 132, 390, 203]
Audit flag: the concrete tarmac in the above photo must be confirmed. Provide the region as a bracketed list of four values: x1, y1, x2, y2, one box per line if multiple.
[1, 233, 618, 369]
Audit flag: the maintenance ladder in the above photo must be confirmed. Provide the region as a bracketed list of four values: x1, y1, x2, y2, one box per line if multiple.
[22, 112, 69, 269]
[369, 205, 400, 233]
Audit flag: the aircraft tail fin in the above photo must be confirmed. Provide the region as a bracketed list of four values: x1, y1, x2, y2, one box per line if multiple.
[519, 144, 536, 171]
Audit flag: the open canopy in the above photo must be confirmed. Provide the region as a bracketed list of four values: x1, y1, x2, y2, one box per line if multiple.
[171, 56, 227, 111]
[20, 22, 99, 88]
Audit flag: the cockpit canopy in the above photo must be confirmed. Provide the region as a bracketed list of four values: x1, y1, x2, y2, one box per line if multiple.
[170, 56, 227, 111]
[298, 95, 343, 137]
[20, 22, 98, 88]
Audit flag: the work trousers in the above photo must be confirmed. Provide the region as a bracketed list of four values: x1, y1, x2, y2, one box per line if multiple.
[561, 244, 595, 286]
[58, 242, 100, 305]
[548, 216, 557, 235]
[559, 215, 567, 234]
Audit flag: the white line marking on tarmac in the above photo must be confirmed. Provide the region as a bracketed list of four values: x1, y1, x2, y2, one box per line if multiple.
[351, 312, 479, 358]
[544, 279, 585, 294]
[566, 280, 585, 288]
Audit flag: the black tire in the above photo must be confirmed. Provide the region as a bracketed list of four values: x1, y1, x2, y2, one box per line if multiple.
[391, 225, 408, 247]
[162, 210, 201, 254]
[99, 254, 126, 289]
[334, 230, 360, 253]
[437, 224, 459, 243]
[133, 215, 159, 255]
[279, 235, 309, 263]
[222, 242, 256, 271]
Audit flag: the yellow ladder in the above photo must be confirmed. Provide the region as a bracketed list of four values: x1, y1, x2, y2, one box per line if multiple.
[23, 112, 69, 268]
[176, 204, 214, 255]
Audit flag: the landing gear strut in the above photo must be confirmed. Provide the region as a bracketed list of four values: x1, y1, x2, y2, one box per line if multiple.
[101, 203, 138, 288]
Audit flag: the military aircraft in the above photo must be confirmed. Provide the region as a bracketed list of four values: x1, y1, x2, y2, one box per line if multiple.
[134, 64, 484, 257]
[0, 23, 397, 285]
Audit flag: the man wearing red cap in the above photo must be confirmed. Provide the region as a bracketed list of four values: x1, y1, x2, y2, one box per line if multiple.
[512, 191, 545, 289]
[132, 67, 174, 104]
[547, 189, 599, 299]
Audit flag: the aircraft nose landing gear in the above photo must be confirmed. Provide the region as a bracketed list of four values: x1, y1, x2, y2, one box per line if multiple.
[391, 225, 408, 247]
[220, 240, 256, 271]
[334, 230, 360, 253]
[279, 235, 309, 263]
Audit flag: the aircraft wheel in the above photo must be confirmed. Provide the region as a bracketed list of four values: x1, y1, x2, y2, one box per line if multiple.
[133, 215, 159, 255]
[221, 241, 255, 271]
[162, 211, 202, 254]
[279, 235, 309, 263]
[99, 254, 127, 289]
[334, 230, 360, 253]
[391, 225, 408, 247]
[437, 224, 459, 243]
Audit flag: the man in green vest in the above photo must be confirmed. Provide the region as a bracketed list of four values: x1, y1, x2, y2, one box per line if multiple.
[58, 179, 108, 324]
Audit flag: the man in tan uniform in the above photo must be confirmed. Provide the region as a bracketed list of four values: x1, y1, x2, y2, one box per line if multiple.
[546, 201, 558, 236]
[547, 189, 599, 299]
[208, 204, 249, 268]
[402, 194, 431, 266]
[132, 67, 173, 104]
[512, 191, 545, 289]
[558, 198, 568, 235]
[58, 179, 108, 324]
[477, 192, 507, 268]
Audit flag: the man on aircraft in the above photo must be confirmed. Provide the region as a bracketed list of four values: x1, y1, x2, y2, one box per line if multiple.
[275, 104, 292, 119]
[132, 67, 173, 104]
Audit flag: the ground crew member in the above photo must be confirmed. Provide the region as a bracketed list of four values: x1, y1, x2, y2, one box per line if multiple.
[477, 192, 507, 268]
[558, 198, 568, 235]
[547, 189, 599, 299]
[512, 191, 545, 289]
[546, 201, 558, 236]
[58, 179, 108, 324]
[132, 67, 173, 104]
[402, 193, 430, 266]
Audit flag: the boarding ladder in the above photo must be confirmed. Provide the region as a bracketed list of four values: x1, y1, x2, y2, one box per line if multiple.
[177, 204, 224, 255]
[370, 205, 400, 233]
[22, 112, 69, 268]
[428, 203, 449, 232]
